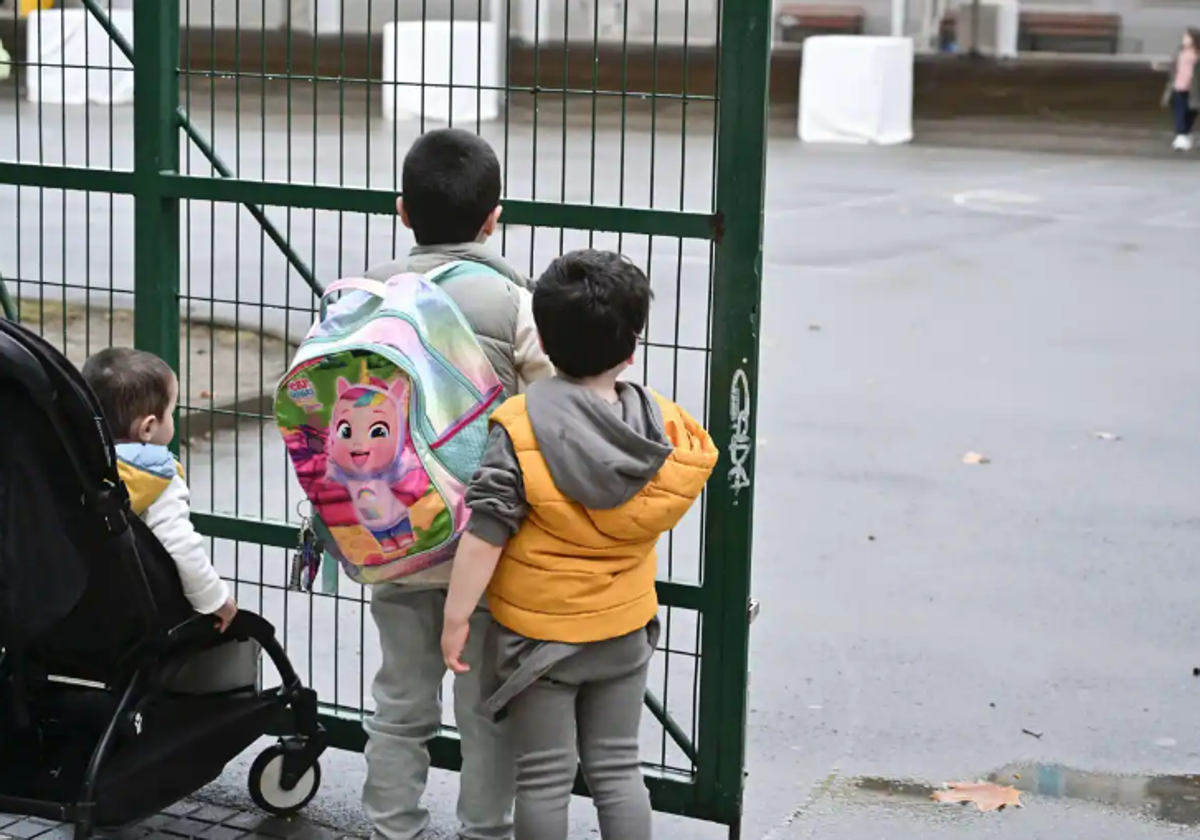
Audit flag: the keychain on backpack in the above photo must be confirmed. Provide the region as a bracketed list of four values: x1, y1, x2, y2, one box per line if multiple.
[289, 509, 323, 592]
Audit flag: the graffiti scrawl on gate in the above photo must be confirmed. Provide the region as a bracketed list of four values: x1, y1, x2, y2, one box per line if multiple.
[728, 368, 752, 500]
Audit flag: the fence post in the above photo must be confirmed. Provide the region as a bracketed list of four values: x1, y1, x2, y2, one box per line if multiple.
[697, 0, 772, 832]
[132, 0, 181, 371]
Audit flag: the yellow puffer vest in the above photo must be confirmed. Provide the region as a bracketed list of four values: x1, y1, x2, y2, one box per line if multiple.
[487, 391, 717, 643]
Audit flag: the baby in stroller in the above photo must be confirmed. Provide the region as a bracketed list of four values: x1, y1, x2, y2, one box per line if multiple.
[0, 321, 326, 840]
[81, 347, 238, 630]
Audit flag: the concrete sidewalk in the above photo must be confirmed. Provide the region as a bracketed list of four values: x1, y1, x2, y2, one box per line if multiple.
[910, 115, 1182, 160]
[0, 799, 348, 840]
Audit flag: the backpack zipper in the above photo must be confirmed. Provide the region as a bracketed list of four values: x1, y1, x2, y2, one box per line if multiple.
[295, 310, 486, 402]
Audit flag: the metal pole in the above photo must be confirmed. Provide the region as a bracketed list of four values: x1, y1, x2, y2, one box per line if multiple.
[697, 0, 771, 830]
[493, 0, 508, 111]
[891, 0, 907, 37]
[132, 0, 181, 373]
[970, 0, 981, 55]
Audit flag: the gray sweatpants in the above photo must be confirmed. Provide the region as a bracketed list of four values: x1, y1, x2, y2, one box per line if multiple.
[499, 625, 656, 840]
[363, 586, 515, 840]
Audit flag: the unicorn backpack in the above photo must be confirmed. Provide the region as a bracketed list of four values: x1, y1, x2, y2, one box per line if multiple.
[275, 263, 505, 585]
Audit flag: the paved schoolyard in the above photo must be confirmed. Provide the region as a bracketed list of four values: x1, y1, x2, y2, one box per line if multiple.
[4, 86, 1200, 837]
[193, 143, 1200, 840]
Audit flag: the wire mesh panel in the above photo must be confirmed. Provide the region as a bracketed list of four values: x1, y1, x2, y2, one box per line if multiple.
[0, 0, 134, 356]
[0, 0, 769, 832]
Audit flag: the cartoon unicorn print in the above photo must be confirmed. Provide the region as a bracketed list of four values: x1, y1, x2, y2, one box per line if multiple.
[325, 360, 428, 556]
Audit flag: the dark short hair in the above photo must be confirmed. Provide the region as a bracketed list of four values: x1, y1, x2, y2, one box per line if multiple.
[401, 128, 502, 245]
[82, 347, 175, 438]
[533, 250, 653, 379]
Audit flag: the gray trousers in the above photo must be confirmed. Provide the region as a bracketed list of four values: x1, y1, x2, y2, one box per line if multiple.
[364, 586, 515, 840]
[500, 625, 656, 840]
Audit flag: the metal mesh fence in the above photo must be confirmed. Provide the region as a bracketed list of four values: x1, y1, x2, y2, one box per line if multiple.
[0, 0, 767, 830]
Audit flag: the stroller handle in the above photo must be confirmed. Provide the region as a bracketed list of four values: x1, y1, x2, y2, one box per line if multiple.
[166, 609, 301, 690]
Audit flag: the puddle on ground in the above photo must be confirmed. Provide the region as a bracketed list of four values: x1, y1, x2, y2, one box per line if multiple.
[848, 765, 1200, 826]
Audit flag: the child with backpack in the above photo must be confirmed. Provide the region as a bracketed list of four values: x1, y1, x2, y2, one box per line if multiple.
[276, 128, 552, 840]
[440, 250, 718, 840]
[366, 128, 552, 398]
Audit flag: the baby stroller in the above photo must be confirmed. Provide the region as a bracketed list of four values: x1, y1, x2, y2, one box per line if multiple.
[0, 318, 327, 839]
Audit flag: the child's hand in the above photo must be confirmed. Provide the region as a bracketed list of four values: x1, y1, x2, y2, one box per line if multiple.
[214, 597, 238, 632]
[442, 618, 470, 674]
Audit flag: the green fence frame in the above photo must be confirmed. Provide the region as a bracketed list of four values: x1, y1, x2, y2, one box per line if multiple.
[0, 0, 769, 833]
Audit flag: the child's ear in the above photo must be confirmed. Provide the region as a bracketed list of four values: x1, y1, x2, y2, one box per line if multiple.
[480, 205, 503, 238]
[136, 415, 157, 443]
[397, 197, 412, 230]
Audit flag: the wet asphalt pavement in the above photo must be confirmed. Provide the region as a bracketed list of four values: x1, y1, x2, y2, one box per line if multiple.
[4, 87, 1200, 838]
[746, 144, 1200, 840]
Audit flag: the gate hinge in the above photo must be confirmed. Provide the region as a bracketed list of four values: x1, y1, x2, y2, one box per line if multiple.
[748, 598, 760, 625]
[710, 212, 726, 243]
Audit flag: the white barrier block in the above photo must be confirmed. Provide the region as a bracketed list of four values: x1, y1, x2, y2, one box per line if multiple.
[382, 21, 500, 124]
[957, 0, 1020, 58]
[25, 9, 134, 105]
[799, 35, 913, 146]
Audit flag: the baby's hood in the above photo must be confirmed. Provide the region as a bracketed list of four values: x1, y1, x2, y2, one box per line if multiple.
[115, 442, 181, 516]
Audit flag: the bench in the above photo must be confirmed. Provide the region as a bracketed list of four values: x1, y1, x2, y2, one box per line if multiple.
[1019, 11, 1121, 54]
[776, 5, 866, 43]
[940, 9, 1120, 54]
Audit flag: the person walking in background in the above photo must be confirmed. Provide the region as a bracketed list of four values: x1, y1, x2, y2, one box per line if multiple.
[1164, 28, 1200, 151]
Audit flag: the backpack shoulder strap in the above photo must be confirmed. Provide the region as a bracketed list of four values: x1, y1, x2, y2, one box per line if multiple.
[424, 260, 507, 286]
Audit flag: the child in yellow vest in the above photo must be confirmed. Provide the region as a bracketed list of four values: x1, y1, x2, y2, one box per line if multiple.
[441, 250, 718, 840]
[82, 347, 237, 630]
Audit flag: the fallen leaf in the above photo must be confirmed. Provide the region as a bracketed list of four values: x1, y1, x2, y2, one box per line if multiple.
[1093, 431, 1121, 441]
[932, 781, 1022, 812]
[199, 389, 214, 400]
[962, 451, 991, 465]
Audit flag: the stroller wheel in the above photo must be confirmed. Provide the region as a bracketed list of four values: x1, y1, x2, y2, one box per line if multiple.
[248, 745, 321, 816]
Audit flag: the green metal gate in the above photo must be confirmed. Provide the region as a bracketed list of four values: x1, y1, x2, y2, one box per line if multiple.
[0, 0, 768, 833]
